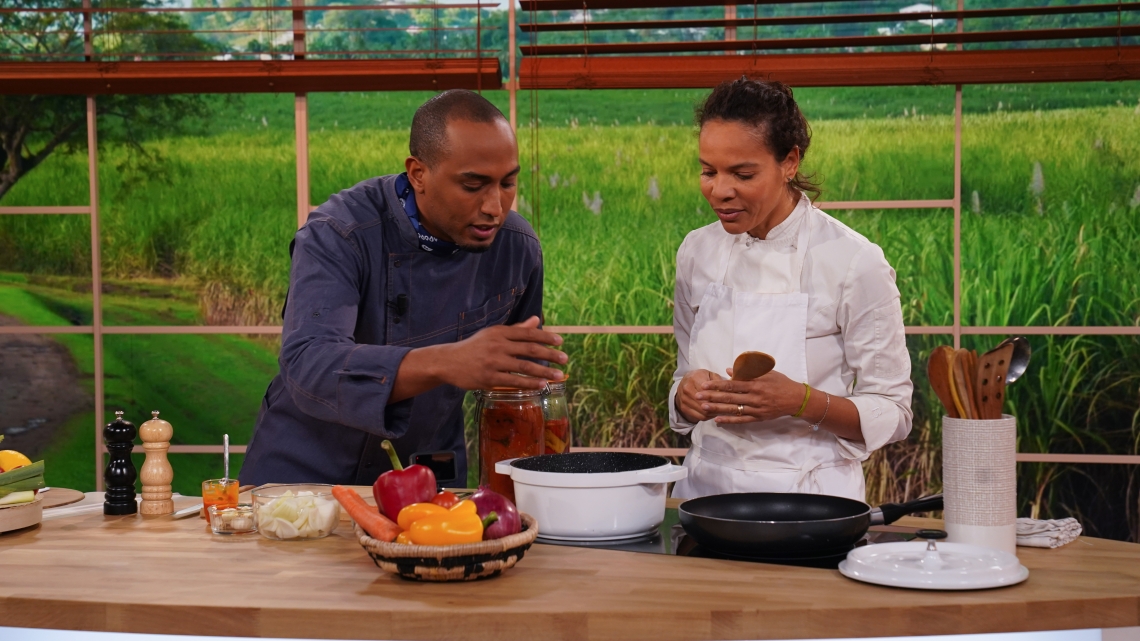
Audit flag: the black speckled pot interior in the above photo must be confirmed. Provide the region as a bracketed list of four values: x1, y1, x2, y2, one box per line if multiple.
[511, 452, 668, 474]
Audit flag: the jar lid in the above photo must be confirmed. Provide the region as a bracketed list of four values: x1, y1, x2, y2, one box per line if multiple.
[543, 376, 568, 393]
[485, 387, 544, 398]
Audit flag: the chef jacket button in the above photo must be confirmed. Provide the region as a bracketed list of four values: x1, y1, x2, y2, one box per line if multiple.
[394, 260, 401, 267]
[394, 317, 401, 324]
[365, 462, 372, 468]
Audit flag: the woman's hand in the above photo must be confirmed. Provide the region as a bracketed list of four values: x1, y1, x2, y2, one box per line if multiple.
[675, 369, 726, 423]
[695, 368, 805, 424]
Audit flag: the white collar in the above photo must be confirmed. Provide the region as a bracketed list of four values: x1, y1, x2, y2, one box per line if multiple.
[743, 193, 809, 247]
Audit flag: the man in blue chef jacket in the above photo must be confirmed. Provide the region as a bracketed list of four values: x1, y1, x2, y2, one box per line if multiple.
[240, 90, 566, 487]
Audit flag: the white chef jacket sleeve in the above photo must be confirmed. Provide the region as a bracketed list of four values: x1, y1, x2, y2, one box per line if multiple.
[834, 244, 914, 460]
[669, 233, 698, 434]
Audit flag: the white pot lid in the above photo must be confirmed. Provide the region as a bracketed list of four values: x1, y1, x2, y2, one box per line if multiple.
[839, 536, 1029, 590]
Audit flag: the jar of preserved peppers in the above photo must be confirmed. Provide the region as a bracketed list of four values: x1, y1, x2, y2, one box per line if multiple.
[475, 388, 545, 502]
[541, 379, 572, 455]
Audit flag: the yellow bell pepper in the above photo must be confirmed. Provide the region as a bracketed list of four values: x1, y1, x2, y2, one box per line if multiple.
[395, 531, 413, 545]
[449, 499, 477, 515]
[396, 502, 447, 530]
[407, 510, 499, 546]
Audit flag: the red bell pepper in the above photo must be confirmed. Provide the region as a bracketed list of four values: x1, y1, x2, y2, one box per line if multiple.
[373, 440, 437, 517]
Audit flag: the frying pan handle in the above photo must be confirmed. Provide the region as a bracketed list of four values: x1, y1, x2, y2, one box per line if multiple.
[871, 494, 944, 526]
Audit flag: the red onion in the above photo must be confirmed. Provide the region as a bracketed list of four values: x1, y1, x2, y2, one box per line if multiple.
[470, 485, 521, 539]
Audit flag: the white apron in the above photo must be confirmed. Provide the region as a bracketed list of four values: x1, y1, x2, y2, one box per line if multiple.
[671, 209, 864, 501]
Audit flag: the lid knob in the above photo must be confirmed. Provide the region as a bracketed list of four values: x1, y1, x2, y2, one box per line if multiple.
[915, 529, 948, 569]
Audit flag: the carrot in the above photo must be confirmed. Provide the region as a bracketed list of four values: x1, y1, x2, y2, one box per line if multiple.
[332, 485, 401, 542]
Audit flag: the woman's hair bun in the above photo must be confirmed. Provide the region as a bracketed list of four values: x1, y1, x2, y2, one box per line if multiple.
[696, 77, 820, 200]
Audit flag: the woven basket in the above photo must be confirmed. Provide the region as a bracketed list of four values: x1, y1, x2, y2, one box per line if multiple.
[354, 513, 538, 581]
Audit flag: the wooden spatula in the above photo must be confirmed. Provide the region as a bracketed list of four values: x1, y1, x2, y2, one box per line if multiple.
[731, 351, 776, 381]
[976, 343, 1014, 420]
[970, 350, 984, 418]
[963, 349, 984, 419]
[927, 345, 959, 419]
[951, 349, 977, 419]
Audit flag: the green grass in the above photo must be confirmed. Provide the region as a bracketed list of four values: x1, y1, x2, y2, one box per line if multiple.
[1, 89, 1138, 536]
[0, 280, 274, 495]
[193, 82, 1139, 137]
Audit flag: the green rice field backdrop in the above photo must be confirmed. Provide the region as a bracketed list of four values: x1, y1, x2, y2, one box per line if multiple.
[1, 83, 1138, 539]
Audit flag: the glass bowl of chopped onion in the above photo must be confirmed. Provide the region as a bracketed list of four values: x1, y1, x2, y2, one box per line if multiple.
[252, 484, 340, 541]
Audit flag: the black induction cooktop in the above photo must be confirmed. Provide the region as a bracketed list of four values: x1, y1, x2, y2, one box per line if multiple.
[534, 508, 917, 570]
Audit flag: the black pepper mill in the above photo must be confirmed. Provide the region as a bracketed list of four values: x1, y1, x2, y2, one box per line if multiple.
[103, 410, 138, 515]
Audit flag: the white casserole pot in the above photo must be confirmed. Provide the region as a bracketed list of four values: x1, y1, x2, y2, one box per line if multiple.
[495, 452, 687, 541]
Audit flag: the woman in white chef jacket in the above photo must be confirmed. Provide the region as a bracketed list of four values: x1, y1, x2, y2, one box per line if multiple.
[669, 78, 914, 502]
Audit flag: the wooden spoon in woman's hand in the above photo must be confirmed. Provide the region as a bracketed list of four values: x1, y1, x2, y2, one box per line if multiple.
[731, 351, 776, 382]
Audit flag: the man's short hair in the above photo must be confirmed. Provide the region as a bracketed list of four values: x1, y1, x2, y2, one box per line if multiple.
[409, 90, 508, 166]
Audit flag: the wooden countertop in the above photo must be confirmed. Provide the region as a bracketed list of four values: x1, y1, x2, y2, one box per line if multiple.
[1, 490, 1138, 640]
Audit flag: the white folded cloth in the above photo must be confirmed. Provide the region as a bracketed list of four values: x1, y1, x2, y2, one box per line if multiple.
[1016, 517, 1082, 548]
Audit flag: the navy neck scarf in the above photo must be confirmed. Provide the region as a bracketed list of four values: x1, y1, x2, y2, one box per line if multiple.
[395, 173, 460, 256]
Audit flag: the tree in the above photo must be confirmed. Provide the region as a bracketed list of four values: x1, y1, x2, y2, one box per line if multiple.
[0, 0, 218, 200]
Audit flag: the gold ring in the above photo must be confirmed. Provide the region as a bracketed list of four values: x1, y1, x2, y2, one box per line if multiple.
[736, 404, 744, 416]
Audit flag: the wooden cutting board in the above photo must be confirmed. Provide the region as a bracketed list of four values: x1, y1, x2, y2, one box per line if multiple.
[41, 488, 85, 509]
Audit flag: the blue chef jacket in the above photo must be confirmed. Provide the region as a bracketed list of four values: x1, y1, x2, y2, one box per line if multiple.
[240, 174, 543, 487]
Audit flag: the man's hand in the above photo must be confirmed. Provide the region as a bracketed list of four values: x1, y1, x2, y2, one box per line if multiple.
[675, 369, 725, 423]
[391, 316, 566, 402]
[441, 316, 566, 390]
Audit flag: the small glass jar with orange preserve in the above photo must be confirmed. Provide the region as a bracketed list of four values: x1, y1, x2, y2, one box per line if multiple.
[475, 387, 545, 502]
[542, 378, 572, 454]
[201, 478, 239, 524]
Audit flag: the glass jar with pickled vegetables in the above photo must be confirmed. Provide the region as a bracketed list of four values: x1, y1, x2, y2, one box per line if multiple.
[541, 379, 572, 455]
[475, 388, 545, 502]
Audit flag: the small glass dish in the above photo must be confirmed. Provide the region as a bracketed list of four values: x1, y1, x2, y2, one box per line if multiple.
[201, 478, 239, 525]
[209, 504, 257, 535]
[252, 484, 340, 541]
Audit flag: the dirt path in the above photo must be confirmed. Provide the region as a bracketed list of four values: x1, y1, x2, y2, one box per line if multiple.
[0, 315, 91, 459]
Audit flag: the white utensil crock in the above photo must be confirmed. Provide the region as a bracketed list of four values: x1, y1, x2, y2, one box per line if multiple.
[495, 458, 687, 540]
[942, 414, 1017, 555]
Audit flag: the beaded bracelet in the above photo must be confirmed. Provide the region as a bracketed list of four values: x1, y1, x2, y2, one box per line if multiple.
[793, 382, 811, 418]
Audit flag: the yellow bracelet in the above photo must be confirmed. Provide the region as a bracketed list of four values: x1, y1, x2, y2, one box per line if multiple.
[793, 382, 811, 418]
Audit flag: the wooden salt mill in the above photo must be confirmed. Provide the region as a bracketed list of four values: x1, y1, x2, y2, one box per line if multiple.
[139, 411, 175, 515]
[103, 410, 138, 515]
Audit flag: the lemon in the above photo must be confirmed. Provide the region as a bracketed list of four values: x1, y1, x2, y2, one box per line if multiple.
[0, 450, 33, 473]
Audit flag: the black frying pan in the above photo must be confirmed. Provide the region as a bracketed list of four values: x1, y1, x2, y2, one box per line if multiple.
[678, 493, 943, 557]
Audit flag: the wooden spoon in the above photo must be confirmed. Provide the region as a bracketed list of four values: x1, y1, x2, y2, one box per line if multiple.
[976, 343, 1014, 420]
[964, 349, 984, 419]
[946, 351, 968, 419]
[969, 350, 984, 418]
[731, 351, 776, 381]
[951, 349, 977, 420]
[927, 345, 959, 419]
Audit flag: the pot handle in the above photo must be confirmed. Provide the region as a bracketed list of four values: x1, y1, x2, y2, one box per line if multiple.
[493, 459, 519, 476]
[871, 493, 944, 526]
[634, 464, 688, 484]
